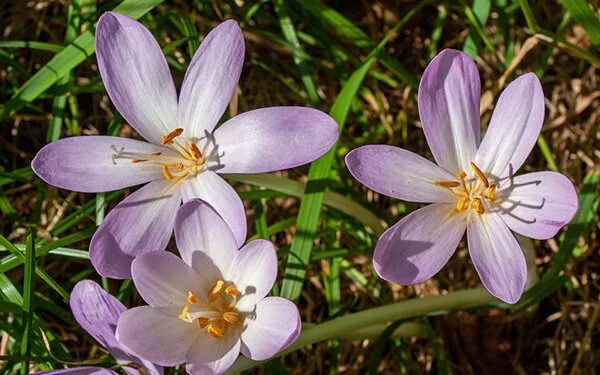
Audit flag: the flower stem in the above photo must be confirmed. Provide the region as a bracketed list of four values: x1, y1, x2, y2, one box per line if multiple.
[226, 288, 498, 373]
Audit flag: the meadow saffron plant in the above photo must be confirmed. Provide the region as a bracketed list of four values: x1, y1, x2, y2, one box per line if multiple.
[31, 12, 338, 279]
[346, 49, 578, 304]
[115, 199, 301, 374]
[37, 280, 162, 375]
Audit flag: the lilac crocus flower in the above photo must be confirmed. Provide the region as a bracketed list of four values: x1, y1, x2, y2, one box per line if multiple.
[36, 280, 162, 375]
[116, 199, 301, 374]
[345, 49, 578, 304]
[31, 12, 338, 279]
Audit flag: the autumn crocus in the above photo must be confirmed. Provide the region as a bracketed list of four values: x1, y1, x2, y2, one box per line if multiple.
[116, 199, 301, 374]
[37, 280, 162, 375]
[345, 49, 578, 304]
[31, 12, 338, 279]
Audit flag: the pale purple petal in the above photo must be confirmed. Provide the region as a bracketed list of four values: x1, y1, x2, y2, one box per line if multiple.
[240, 297, 301, 361]
[374, 203, 466, 285]
[214, 107, 338, 174]
[116, 306, 198, 367]
[474, 73, 545, 179]
[96, 12, 177, 144]
[185, 329, 241, 374]
[132, 252, 208, 307]
[345, 145, 459, 203]
[174, 199, 238, 278]
[34, 367, 118, 375]
[32, 136, 170, 193]
[181, 171, 246, 247]
[226, 240, 277, 311]
[467, 212, 527, 304]
[496, 171, 578, 240]
[177, 20, 244, 138]
[419, 49, 481, 174]
[90, 179, 181, 279]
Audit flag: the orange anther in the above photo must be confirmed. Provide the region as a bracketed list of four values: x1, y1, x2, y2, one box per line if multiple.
[487, 184, 496, 201]
[223, 311, 240, 325]
[207, 324, 224, 339]
[224, 285, 238, 296]
[457, 171, 467, 180]
[456, 197, 468, 212]
[162, 165, 173, 180]
[207, 280, 225, 303]
[151, 152, 162, 156]
[472, 198, 485, 215]
[198, 317, 210, 329]
[434, 181, 461, 188]
[187, 291, 197, 304]
[189, 143, 202, 160]
[174, 163, 184, 171]
[178, 305, 190, 322]
[132, 159, 148, 163]
[470, 162, 489, 188]
[161, 128, 184, 145]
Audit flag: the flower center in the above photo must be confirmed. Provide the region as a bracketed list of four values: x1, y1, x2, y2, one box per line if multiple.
[177, 279, 241, 339]
[434, 162, 497, 217]
[111, 128, 206, 186]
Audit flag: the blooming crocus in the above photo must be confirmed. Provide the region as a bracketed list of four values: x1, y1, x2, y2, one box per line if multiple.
[37, 280, 162, 375]
[31, 12, 338, 279]
[345, 49, 578, 304]
[116, 199, 301, 374]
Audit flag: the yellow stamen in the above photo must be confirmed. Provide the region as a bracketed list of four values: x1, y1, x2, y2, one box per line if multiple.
[222, 311, 240, 325]
[225, 285, 238, 296]
[187, 291, 197, 304]
[178, 305, 190, 321]
[470, 162, 489, 188]
[456, 197, 468, 211]
[189, 143, 202, 160]
[198, 317, 210, 329]
[207, 324, 224, 339]
[132, 159, 148, 163]
[457, 171, 467, 180]
[472, 198, 485, 215]
[162, 165, 173, 180]
[207, 280, 225, 303]
[161, 128, 184, 145]
[487, 184, 496, 201]
[434, 181, 461, 188]
[174, 162, 184, 171]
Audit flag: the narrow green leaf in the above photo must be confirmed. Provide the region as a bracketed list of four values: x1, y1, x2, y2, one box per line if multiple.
[462, 0, 491, 58]
[517, 0, 539, 33]
[563, 0, 600, 46]
[0, 41, 64, 52]
[20, 232, 35, 375]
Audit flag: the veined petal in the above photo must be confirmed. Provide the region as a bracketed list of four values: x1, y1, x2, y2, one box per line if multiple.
[240, 297, 301, 361]
[419, 49, 481, 173]
[227, 240, 277, 312]
[96, 12, 177, 144]
[174, 199, 238, 279]
[34, 368, 119, 375]
[132, 252, 208, 307]
[496, 172, 578, 240]
[117, 306, 198, 367]
[345, 145, 458, 203]
[374, 203, 466, 285]
[181, 171, 246, 247]
[177, 20, 244, 138]
[186, 333, 241, 375]
[214, 107, 338, 174]
[32, 136, 169, 193]
[474, 73, 545, 179]
[90, 180, 181, 279]
[467, 212, 527, 304]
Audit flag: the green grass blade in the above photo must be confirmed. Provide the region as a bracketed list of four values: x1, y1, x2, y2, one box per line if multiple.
[20, 232, 35, 375]
[462, 0, 491, 58]
[563, 0, 600, 46]
[517, 0, 539, 33]
[0, 41, 63, 52]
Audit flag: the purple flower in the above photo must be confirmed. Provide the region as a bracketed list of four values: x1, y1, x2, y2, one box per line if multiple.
[31, 12, 338, 279]
[115, 199, 301, 374]
[345, 49, 578, 304]
[36, 280, 162, 375]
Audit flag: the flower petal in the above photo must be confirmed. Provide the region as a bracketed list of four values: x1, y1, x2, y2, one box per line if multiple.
[186, 333, 241, 375]
[496, 171, 578, 240]
[181, 171, 246, 247]
[32, 136, 169, 193]
[132, 252, 208, 307]
[34, 368, 119, 375]
[116, 306, 198, 367]
[174, 199, 238, 279]
[214, 107, 338, 174]
[90, 179, 181, 279]
[177, 20, 244, 138]
[373, 203, 466, 285]
[467, 212, 527, 304]
[346, 145, 458, 203]
[240, 297, 301, 361]
[419, 49, 481, 173]
[474, 73, 545, 179]
[96, 12, 177, 144]
[227, 240, 277, 311]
